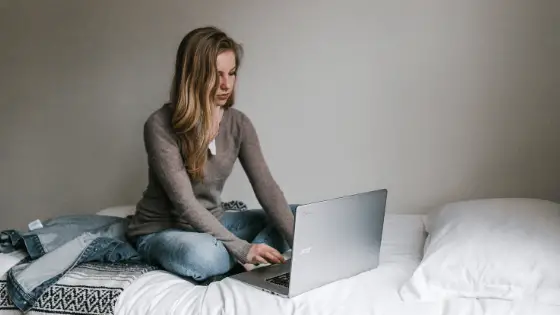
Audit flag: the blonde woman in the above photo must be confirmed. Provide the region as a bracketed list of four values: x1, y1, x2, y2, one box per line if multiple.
[126, 26, 296, 282]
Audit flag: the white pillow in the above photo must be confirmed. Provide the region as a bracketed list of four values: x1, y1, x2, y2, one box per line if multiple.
[96, 205, 136, 218]
[399, 198, 560, 305]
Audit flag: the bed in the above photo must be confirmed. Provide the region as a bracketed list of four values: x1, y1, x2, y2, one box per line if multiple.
[2, 199, 560, 315]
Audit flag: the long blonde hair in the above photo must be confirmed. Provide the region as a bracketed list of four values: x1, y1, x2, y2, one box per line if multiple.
[170, 26, 243, 181]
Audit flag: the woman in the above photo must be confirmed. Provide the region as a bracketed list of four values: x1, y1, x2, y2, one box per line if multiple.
[126, 26, 296, 283]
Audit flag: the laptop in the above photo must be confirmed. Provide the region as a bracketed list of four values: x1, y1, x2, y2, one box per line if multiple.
[230, 189, 388, 298]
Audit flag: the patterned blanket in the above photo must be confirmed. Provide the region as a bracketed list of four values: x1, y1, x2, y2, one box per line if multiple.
[1, 260, 157, 315]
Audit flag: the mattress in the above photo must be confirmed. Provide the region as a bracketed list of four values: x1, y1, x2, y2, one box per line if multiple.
[3, 214, 559, 315]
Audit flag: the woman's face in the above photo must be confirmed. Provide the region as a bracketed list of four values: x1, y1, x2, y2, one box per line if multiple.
[215, 50, 237, 106]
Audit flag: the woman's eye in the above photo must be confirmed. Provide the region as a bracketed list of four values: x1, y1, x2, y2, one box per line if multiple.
[229, 72, 236, 76]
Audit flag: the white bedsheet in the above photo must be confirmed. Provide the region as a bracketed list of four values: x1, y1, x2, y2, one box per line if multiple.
[114, 214, 560, 315]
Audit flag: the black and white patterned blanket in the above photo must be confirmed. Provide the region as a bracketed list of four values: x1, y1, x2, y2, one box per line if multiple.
[1, 260, 157, 315]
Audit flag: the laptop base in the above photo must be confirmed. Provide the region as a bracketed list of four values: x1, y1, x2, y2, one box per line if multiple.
[230, 262, 291, 297]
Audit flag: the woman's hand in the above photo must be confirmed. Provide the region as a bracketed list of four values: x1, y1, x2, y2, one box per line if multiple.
[246, 243, 285, 265]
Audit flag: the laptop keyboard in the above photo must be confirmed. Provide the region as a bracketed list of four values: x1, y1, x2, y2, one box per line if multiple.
[266, 272, 291, 288]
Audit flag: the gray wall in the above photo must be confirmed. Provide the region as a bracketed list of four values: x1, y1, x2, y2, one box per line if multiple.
[1, 0, 559, 230]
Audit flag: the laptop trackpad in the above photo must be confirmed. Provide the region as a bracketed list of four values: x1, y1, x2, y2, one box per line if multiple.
[252, 261, 291, 278]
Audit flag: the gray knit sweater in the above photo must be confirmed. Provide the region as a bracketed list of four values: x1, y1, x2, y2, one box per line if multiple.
[126, 104, 295, 263]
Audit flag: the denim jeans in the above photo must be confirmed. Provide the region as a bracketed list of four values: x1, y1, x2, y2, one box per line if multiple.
[0, 215, 138, 312]
[135, 205, 298, 282]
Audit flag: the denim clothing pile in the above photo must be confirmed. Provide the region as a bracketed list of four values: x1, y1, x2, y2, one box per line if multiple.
[0, 214, 138, 312]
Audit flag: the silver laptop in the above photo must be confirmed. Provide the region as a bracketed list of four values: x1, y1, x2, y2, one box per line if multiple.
[230, 189, 387, 298]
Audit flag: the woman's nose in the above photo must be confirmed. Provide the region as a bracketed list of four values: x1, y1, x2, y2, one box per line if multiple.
[219, 74, 229, 90]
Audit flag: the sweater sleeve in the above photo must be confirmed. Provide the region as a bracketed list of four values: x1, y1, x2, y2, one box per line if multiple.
[238, 113, 295, 248]
[143, 117, 252, 263]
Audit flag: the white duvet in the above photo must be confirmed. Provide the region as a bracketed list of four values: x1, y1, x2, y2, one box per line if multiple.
[2, 214, 559, 315]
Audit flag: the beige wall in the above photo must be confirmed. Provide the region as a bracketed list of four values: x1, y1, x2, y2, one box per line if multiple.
[1, 0, 559, 230]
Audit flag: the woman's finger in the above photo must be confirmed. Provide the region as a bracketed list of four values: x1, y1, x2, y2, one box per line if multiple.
[269, 247, 286, 262]
[254, 255, 269, 265]
[262, 251, 281, 264]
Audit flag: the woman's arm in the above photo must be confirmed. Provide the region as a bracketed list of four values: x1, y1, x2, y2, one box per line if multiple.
[143, 115, 252, 262]
[238, 113, 295, 247]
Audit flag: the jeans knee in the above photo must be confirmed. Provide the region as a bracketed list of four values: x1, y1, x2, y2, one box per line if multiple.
[163, 235, 233, 281]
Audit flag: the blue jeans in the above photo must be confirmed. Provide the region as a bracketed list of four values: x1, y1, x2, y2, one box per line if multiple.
[0, 215, 138, 312]
[135, 205, 298, 282]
